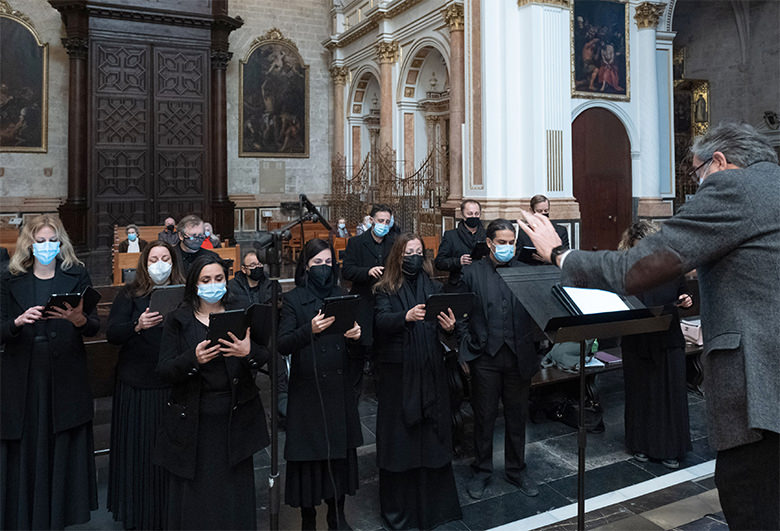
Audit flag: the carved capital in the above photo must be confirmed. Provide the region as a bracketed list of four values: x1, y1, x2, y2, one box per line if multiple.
[330, 65, 349, 85]
[442, 3, 464, 31]
[375, 41, 399, 64]
[634, 2, 665, 30]
[62, 36, 89, 59]
[211, 49, 232, 70]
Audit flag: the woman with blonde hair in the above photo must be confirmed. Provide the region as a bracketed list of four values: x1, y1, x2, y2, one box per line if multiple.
[1, 214, 99, 528]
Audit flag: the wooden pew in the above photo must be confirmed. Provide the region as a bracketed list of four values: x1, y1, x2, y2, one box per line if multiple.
[112, 245, 241, 285]
[422, 235, 440, 259]
[0, 227, 20, 256]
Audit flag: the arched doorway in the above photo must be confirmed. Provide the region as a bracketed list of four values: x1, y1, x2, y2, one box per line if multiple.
[572, 107, 632, 250]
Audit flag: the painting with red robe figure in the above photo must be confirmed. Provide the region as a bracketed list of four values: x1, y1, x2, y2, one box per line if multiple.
[572, 0, 629, 101]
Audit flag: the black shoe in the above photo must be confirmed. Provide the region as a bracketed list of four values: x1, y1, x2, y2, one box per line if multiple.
[326, 498, 352, 531]
[467, 475, 490, 500]
[506, 471, 539, 497]
[301, 507, 316, 530]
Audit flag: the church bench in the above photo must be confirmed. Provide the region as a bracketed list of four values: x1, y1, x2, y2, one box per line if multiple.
[112, 244, 241, 285]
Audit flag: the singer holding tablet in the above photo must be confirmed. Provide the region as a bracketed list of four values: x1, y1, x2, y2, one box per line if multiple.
[278, 239, 363, 530]
[0, 214, 99, 529]
[373, 233, 461, 530]
[106, 241, 185, 529]
[156, 255, 270, 530]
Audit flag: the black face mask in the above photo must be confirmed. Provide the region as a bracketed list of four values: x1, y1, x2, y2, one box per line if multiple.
[182, 235, 205, 251]
[248, 266, 265, 282]
[464, 217, 481, 229]
[166, 224, 175, 232]
[402, 255, 424, 277]
[307, 265, 333, 289]
[542, 212, 550, 218]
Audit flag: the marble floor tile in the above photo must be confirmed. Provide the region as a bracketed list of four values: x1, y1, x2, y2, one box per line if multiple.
[546, 461, 655, 502]
[460, 484, 570, 530]
[641, 491, 722, 529]
[590, 513, 663, 530]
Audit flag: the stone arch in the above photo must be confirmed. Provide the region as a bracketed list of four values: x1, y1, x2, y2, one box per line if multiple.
[349, 65, 381, 117]
[397, 38, 451, 102]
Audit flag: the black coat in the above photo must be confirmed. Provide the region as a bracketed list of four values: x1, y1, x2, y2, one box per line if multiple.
[340, 230, 395, 345]
[434, 221, 487, 284]
[226, 271, 273, 309]
[1, 263, 100, 438]
[106, 286, 168, 388]
[457, 258, 541, 378]
[173, 246, 219, 275]
[277, 285, 362, 461]
[154, 308, 270, 480]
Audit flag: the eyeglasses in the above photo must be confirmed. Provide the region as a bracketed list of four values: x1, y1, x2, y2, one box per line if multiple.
[687, 158, 712, 182]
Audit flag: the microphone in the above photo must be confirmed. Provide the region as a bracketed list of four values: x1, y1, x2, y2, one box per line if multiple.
[299, 194, 332, 231]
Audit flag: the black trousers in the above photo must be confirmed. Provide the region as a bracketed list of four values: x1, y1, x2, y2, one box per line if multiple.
[714, 430, 779, 531]
[469, 345, 531, 481]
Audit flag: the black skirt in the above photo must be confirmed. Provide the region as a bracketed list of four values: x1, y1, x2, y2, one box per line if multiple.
[107, 379, 170, 529]
[166, 392, 256, 530]
[0, 340, 98, 530]
[284, 450, 359, 508]
[379, 464, 462, 530]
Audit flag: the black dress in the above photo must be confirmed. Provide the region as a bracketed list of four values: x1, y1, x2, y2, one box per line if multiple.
[1, 266, 99, 529]
[106, 287, 171, 529]
[621, 277, 692, 460]
[277, 284, 362, 508]
[373, 274, 462, 530]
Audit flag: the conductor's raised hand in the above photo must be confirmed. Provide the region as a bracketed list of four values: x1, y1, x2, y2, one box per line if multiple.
[516, 210, 562, 264]
[311, 310, 336, 334]
[46, 299, 87, 327]
[344, 321, 361, 340]
[220, 327, 252, 358]
[437, 307, 456, 332]
[676, 293, 693, 309]
[195, 339, 221, 364]
[405, 303, 426, 322]
[135, 307, 163, 332]
[14, 305, 45, 328]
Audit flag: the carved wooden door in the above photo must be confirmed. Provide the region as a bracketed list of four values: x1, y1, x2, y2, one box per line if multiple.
[91, 39, 209, 249]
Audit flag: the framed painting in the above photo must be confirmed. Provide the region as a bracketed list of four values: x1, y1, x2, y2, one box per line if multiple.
[0, 1, 48, 152]
[571, 0, 629, 101]
[239, 28, 309, 158]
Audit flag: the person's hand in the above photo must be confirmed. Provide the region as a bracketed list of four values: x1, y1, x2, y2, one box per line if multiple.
[344, 321, 361, 340]
[517, 211, 562, 264]
[14, 305, 45, 328]
[220, 328, 252, 358]
[437, 307, 456, 333]
[676, 294, 693, 308]
[368, 266, 385, 279]
[311, 311, 336, 334]
[195, 339, 221, 364]
[405, 303, 426, 322]
[460, 254, 473, 266]
[135, 307, 163, 332]
[46, 299, 87, 327]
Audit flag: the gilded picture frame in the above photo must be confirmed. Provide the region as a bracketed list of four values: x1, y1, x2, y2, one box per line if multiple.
[0, 1, 48, 152]
[571, 0, 630, 102]
[239, 28, 309, 158]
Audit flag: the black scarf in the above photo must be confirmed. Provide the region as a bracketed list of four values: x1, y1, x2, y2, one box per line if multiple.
[398, 273, 444, 437]
[455, 219, 487, 252]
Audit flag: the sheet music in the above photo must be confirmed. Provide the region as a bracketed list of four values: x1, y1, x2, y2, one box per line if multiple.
[562, 286, 630, 315]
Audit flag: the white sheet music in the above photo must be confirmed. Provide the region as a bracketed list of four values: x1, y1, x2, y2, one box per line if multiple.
[563, 286, 630, 315]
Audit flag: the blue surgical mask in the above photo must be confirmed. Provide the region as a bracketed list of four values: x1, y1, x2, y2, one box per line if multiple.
[493, 244, 515, 263]
[128, 233, 137, 241]
[197, 282, 226, 303]
[204, 230, 211, 237]
[32, 241, 60, 265]
[373, 222, 390, 238]
[338, 223, 345, 230]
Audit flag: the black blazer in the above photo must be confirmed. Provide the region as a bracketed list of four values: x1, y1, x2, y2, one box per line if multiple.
[277, 285, 362, 461]
[226, 271, 273, 309]
[434, 221, 487, 284]
[456, 259, 540, 378]
[154, 307, 270, 480]
[106, 286, 168, 389]
[0, 263, 100, 438]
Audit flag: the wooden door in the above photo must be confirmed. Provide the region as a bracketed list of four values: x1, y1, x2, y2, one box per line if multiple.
[572, 108, 632, 251]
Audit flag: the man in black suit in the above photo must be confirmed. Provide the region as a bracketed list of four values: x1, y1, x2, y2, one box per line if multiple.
[516, 195, 569, 264]
[434, 199, 487, 288]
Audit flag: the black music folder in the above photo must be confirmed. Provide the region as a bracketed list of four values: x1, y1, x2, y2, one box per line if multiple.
[424, 292, 476, 321]
[45, 285, 102, 315]
[321, 295, 361, 335]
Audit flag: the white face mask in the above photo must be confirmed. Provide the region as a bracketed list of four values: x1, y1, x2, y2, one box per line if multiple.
[148, 260, 173, 285]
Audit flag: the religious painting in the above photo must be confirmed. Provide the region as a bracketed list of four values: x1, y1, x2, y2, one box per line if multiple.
[0, 3, 48, 152]
[239, 28, 309, 157]
[571, 0, 629, 101]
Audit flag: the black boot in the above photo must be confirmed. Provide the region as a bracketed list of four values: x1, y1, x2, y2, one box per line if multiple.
[326, 497, 351, 531]
[301, 507, 316, 530]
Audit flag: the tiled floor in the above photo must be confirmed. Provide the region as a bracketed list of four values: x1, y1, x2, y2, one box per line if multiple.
[72, 370, 717, 530]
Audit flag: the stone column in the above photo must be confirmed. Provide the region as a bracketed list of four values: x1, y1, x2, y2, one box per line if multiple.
[443, 3, 465, 202]
[634, 2, 666, 199]
[330, 66, 349, 160]
[376, 41, 398, 152]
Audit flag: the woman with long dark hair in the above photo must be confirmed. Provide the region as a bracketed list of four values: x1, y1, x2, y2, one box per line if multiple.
[278, 238, 363, 530]
[156, 255, 270, 530]
[106, 240, 184, 529]
[1, 214, 99, 529]
[373, 233, 461, 530]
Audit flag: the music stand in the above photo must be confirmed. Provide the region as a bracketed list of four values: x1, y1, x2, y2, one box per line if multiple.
[498, 265, 672, 530]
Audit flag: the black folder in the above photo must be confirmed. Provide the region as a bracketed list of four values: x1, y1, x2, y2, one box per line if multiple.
[470, 241, 490, 261]
[207, 309, 250, 348]
[424, 292, 476, 321]
[149, 285, 185, 316]
[321, 295, 361, 335]
[44, 285, 102, 315]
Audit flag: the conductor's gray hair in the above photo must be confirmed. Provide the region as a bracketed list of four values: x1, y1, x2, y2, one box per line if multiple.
[691, 122, 778, 168]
